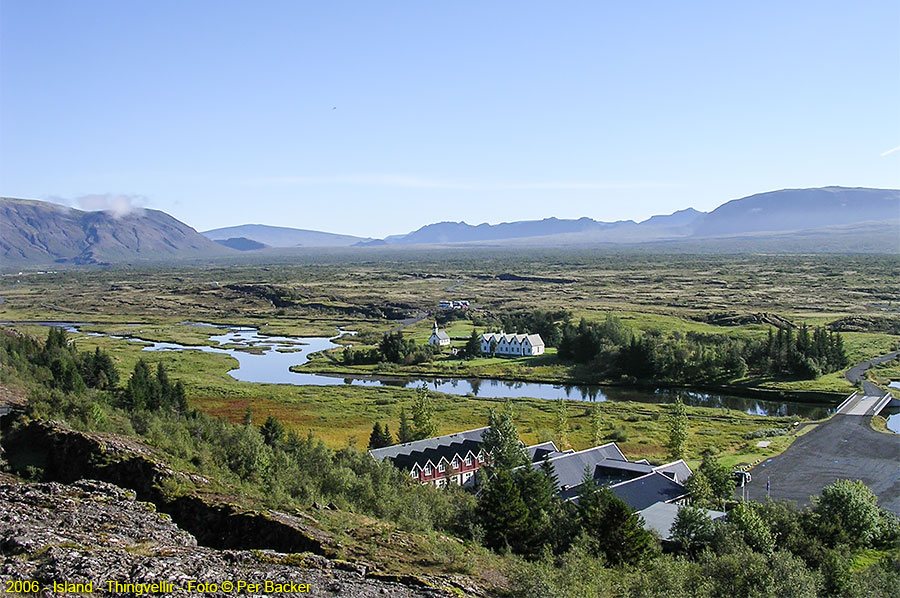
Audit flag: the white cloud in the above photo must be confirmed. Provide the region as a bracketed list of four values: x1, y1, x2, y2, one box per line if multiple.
[880, 145, 900, 157]
[52, 193, 148, 218]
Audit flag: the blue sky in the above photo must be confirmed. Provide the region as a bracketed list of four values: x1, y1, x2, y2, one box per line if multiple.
[1, 1, 898, 237]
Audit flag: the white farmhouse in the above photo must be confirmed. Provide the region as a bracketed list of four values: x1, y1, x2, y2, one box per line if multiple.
[428, 322, 451, 347]
[480, 332, 545, 356]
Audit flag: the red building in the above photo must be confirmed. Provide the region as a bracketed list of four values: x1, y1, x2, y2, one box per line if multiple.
[369, 427, 564, 488]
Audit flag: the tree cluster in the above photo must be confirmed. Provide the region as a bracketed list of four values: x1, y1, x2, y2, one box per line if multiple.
[763, 325, 849, 378]
[121, 360, 188, 413]
[557, 314, 849, 384]
[378, 332, 438, 365]
[475, 407, 656, 564]
[1, 328, 119, 394]
[498, 309, 571, 347]
[368, 421, 394, 449]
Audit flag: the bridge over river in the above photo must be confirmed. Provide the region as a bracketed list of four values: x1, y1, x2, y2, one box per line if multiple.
[741, 351, 900, 515]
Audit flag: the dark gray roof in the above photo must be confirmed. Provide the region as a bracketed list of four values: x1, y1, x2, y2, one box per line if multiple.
[529, 443, 628, 491]
[653, 460, 692, 484]
[638, 502, 726, 541]
[526, 441, 563, 462]
[369, 427, 488, 462]
[610, 472, 689, 511]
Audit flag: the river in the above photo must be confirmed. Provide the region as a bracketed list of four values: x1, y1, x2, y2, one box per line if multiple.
[19, 321, 834, 418]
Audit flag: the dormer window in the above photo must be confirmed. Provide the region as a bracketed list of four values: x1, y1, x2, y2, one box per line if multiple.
[477, 453, 485, 463]
[424, 465, 432, 476]
[438, 463, 445, 472]
[410, 469, 418, 478]
[465, 456, 472, 466]
[452, 457, 460, 469]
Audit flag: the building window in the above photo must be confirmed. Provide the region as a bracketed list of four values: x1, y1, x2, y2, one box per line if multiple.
[465, 456, 472, 466]
[452, 458, 459, 469]
[477, 453, 485, 463]
[438, 463, 445, 472]
[410, 469, 417, 478]
[424, 465, 432, 476]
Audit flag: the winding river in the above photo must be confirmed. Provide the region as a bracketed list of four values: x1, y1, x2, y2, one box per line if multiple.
[22, 321, 835, 419]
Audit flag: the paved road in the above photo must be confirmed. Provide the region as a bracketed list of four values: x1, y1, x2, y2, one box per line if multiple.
[845, 350, 900, 392]
[738, 350, 900, 513]
[839, 392, 884, 416]
[743, 414, 900, 514]
[388, 312, 429, 334]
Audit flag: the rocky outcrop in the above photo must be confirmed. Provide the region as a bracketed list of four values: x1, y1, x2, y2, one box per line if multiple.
[2, 421, 334, 556]
[699, 312, 795, 329]
[828, 315, 900, 335]
[0, 478, 452, 597]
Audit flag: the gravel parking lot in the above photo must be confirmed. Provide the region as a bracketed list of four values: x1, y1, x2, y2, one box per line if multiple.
[741, 414, 900, 515]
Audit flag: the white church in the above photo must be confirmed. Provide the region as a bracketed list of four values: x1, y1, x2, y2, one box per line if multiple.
[428, 322, 451, 347]
[480, 332, 545, 356]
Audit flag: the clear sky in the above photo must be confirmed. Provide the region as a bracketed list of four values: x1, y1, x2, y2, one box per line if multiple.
[1, 1, 898, 237]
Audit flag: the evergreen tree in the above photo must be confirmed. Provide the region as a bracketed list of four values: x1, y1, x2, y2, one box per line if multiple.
[666, 397, 688, 460]
[465, 329, 481, 359]
[171, 381, 188, 414]
[397, 407, 413, 443]
[476, 467, 530, 552]
[411, 385, 437, 440]
[577, 480, 657, 565]
[513, 465, 557, 556]
[151, 362, 170, 410]
[369, 422, 384, 449]
[481, 406, 528, 470]
[261, 415, 286, 447]
[554, 399, 570, 449]
[368, 421, 394, 449]
[589, 403, 603, 446]
[123, 359, 153, 410]
[382, 424, 393, 447]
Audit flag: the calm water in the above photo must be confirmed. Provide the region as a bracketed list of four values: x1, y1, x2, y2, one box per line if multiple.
[18, 321, 834, 418]
[887, 382, 900, 433]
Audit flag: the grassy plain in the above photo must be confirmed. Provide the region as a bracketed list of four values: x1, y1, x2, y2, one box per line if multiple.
[1, 251, 897, 465]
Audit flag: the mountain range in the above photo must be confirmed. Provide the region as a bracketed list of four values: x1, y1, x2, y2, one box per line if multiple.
[0, 198, 227, 266]
[357, 187, 899, 247]
[202, 224, 370, 248]
[2, 187, 898, 267]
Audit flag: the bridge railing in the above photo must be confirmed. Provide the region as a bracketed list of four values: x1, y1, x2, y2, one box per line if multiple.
[835, 391, 857, 413]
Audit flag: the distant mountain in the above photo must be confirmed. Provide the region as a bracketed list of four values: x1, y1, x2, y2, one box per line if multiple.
[378, 210, 706, 246]
[202, 224, 369, 247]
[640, 207, 705, 228]
[4, 187, 898, 268]
[1, 197, 230, 266]
[691, 187, 900, 237]
[384, 217, 633, 245]
[370, 187, 898, 246]
[213, 237, 268, 251]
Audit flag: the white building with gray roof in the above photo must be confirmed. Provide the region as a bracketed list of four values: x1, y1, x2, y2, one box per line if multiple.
[481, 332, 545, 356]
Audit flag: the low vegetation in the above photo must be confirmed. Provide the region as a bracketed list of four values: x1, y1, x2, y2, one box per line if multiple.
[2, 327, 898, 597]
[1, 252, 898, 596]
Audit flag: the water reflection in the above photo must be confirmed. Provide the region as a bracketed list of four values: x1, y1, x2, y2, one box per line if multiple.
[13, 321, 835, 419]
